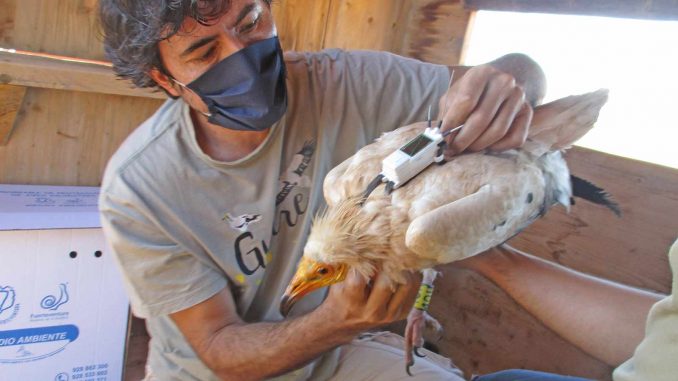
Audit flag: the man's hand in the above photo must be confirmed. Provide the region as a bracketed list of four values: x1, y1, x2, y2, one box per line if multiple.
[319, 270, 421, 332]
[439, 64, 533, 156]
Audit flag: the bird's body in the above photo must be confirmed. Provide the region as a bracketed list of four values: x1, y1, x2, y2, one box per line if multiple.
[303, 89, 608, 285]
[280, 89, 610, 373]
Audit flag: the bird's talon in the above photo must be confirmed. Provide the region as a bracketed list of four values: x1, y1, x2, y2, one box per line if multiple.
[406, 362, 414, 377]
[414, 347, 426, 358]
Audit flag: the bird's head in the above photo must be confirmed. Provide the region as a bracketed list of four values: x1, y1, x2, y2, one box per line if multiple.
[280, 197, 390, 316]
[280, 256, 348, 316]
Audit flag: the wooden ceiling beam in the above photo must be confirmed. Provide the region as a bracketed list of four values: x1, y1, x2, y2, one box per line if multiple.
[0, 50, 165, 100]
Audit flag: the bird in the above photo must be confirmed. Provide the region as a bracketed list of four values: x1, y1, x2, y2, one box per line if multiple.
[279, 89, 613, 374]
[222, 213, 262, 232]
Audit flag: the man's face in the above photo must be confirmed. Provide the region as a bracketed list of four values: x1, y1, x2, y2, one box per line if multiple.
[151, 0, 276, 113]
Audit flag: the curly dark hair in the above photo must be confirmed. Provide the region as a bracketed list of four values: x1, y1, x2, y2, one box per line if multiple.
[99, 0, 271, 89]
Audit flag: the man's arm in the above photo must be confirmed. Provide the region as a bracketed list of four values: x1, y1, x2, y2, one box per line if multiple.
[457, 245, 663, 366]
[440, 53, 547, 154]
[171, 271, 420, 381]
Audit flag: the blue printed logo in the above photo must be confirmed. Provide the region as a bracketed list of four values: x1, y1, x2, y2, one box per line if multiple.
[41, 283, 69, 311]
[0, 286, 20, 324]
[55, 372, 69, 381]
[0, 324, 79, 363]
[0, 286, 15, 314]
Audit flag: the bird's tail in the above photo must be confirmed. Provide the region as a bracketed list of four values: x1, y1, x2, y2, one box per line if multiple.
[525, 89, 609, 156]
[570, 175, 621, 217]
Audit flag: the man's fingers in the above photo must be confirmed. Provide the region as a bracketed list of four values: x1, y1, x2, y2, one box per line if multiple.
[467, 87, 526, 152]
[385, 273, 421, 320]
[489, 102, 533, 152]
[336, 269, 369, 301]
[444, 71, 516, 154]
[438, 66, 493, 131]
[364, 272, 395, 318]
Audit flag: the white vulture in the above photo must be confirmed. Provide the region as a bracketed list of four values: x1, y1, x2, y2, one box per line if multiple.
[279, 89, 615, 374]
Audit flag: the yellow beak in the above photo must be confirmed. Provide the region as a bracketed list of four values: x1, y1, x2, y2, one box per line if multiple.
[279, 257, 347, 316]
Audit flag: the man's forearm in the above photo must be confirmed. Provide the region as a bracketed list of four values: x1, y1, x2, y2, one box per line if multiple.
[201, 305, 355, 381]
[459, 245, 663, 366]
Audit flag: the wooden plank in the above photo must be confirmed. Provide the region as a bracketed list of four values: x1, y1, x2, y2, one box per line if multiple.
[322, 0, 417, 53]
[464, 0, 678, 21]
[8, 0, 105, 60]
[0, 84, 26, 145]
[0, 88, 163, 186]
[0, 0, 17, 47]
[272, 0, 332, 52]
[0, 50, 165, 99]
[509, 146, 677, 294]
[401, 0, 473, 65]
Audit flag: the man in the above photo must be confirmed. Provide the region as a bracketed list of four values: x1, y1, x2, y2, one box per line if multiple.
[98, 1, 545, 380]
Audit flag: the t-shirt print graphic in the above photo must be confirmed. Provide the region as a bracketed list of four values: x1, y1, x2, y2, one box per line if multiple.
[222, 212, 263, 233]
[272, 139, 315, 238]
[277, 140, 315, 206]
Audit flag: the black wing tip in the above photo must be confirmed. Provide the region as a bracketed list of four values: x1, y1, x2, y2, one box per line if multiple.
[570, 175, 622, 217]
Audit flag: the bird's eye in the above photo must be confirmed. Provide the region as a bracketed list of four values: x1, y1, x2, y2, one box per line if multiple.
[317, 267, 329, 275]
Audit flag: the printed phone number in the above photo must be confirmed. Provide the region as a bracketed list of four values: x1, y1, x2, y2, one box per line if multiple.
[72, 363, 109, 380]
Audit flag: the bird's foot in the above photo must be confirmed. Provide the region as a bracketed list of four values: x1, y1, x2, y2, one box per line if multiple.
[404, 269, 440, 376]
[405, 308, 425, 376]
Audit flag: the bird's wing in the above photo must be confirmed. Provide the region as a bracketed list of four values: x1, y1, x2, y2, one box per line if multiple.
[405, 170, 545, 265]
[525, 89, 609, 156]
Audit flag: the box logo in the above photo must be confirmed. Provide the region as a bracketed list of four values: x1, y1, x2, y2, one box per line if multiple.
[0, 324, 80, 363]
[41, 283, 69, 311]
[0, 285, 20, 324]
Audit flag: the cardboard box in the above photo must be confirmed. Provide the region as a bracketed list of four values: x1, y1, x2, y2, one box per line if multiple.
[0, 184, 129, 381]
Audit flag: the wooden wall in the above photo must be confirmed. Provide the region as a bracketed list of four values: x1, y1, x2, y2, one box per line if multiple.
[272, 0, 471, 64]
[0, 0, 164, 186]
[1, 1, 675, 381]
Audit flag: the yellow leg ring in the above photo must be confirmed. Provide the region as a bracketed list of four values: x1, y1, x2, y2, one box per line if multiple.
[414, 283, 433, 311]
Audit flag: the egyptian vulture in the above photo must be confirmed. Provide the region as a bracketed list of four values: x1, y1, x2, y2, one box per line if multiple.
[280, 89, 614, 373]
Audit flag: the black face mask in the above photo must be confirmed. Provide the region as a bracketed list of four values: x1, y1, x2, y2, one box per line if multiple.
[178, 36, 287, 131]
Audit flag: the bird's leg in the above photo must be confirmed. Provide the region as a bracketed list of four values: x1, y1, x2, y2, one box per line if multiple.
[404, 268, 441, 376]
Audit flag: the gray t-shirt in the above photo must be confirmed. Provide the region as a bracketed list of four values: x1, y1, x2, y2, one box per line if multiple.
[99, 49, 449, 380]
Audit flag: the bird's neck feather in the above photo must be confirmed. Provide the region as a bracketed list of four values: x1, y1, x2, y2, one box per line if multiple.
[308, 197, 394, 281]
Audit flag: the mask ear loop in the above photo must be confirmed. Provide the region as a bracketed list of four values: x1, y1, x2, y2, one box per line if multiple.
[170, 77, 212, 118]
